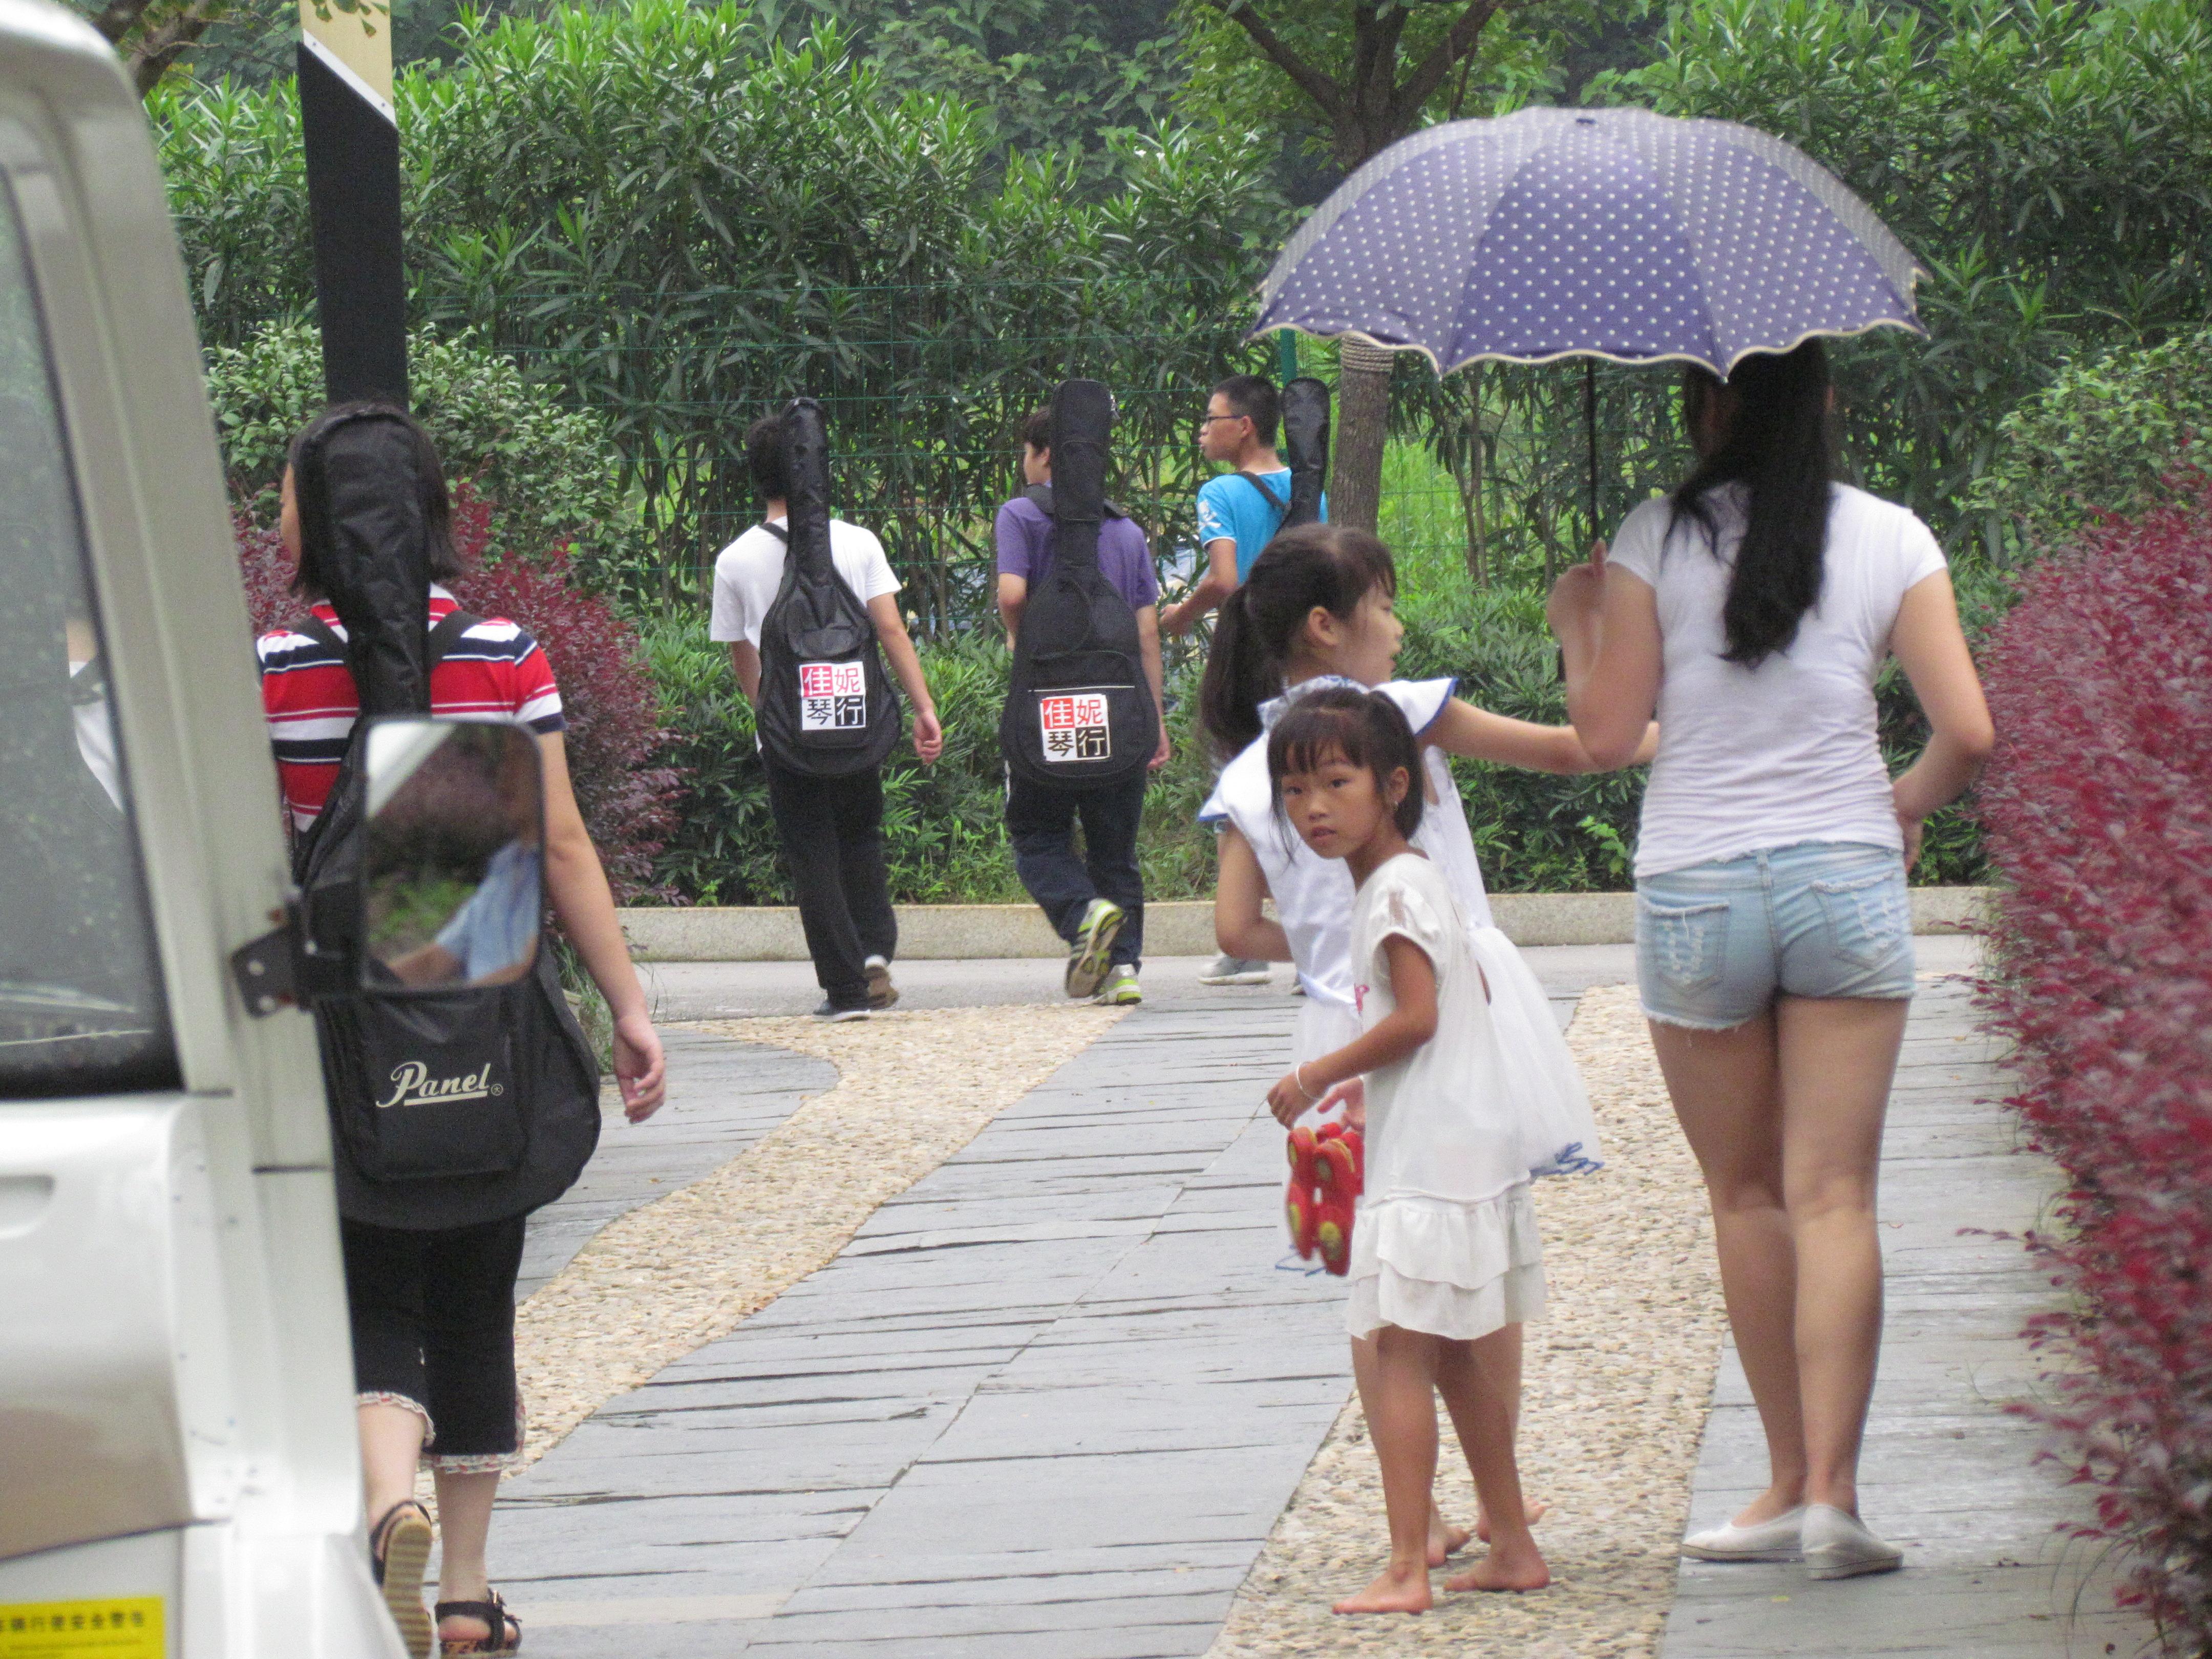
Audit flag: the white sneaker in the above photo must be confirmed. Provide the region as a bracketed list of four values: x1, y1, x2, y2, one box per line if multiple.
[1801, 1504, 1903, 1580]
[1681, 1505, 1804, 1562]
[1199, 954, 1270, 986]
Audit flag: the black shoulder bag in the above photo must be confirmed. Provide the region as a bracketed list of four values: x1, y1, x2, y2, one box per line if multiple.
[753, 397, 902, 777]
[998, 378, 1159, 789]
[285, 410, 600, 1231]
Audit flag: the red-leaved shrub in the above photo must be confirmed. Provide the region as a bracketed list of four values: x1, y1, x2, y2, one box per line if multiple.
[1975, 481, 2212, 1644]
[233, 486, 678, 901]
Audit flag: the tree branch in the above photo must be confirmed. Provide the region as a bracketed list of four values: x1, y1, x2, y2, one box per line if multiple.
[125, 0, 231, 96]
[88, 0, 158, 45]
[1197, 0, 1348, 129]
[1390, 0, 1508, 127]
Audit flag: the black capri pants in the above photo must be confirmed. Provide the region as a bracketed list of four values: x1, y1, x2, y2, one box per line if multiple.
[341, 1214, 527, 1473]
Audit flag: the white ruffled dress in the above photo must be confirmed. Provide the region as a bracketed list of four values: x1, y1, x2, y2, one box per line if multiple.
[1347, 852, 1545, 1340]
[1199, 675, 1602, 1181]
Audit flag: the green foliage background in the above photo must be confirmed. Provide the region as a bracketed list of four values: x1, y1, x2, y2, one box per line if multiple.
[165, 0, 2212, 905]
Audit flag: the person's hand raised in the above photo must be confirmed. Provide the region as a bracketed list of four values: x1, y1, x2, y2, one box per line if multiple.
[1546, 539, 1609, 642]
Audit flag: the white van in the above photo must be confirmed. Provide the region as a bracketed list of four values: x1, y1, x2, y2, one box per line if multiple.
[0, 4, 412, 1652]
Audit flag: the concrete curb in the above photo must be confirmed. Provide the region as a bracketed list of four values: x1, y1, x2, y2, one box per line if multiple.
[618, 887, 1996, 962]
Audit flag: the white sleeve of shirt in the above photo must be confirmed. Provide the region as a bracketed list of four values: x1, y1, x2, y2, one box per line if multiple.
[1896, 508, 1949, 591]
[707, 539, 753, 644]
[836, 522, 902, 604]
[1605, 496, 1671, 589]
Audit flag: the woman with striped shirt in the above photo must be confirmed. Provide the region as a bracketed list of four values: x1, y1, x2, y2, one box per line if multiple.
[257, 405, 665, 1658]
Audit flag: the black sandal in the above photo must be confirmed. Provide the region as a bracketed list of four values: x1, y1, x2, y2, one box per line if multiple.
[437, 1590, 522, 1656]
[369, 1500, 435, 1659]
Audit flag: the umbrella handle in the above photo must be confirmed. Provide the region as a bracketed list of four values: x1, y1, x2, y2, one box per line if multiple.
[1584, 359, 1600, 547]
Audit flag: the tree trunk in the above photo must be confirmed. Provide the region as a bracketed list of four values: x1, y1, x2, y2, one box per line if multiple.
[1331, 338, 1394, 535]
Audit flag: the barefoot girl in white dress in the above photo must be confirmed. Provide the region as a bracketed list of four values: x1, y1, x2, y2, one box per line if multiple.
[1197, 523, 1644, 1565]
[1262, 686, 1549, 1614]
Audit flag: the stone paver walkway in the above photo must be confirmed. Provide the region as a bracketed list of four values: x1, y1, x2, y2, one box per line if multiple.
[497, 994, 1351, 1657]
[521, 1030, 834, 1298]
[485, 946, 2145, 1657]
[1661, 970, 2151, 1659]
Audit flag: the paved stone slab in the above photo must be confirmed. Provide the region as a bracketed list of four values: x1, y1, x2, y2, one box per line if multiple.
[518, 1030, 833, 1298]
[1659, 975, 2153, 1659]
[493, 999, 1349, 1656]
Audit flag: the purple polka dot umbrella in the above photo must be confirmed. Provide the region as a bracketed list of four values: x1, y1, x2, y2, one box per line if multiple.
[1256, 105, 1926, 376]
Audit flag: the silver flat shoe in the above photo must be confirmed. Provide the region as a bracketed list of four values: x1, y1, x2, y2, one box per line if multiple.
[1802, 1503, 1903, 1579]
[1681, 1505, 1805, 1562]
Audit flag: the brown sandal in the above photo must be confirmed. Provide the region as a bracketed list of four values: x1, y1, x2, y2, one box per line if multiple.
[436, 1590, 521, 1655]
[369, 1500, 435, 1659]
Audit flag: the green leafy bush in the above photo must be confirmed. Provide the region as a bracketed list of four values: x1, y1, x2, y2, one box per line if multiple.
[1970, 327, 2212, 554]
[203, 321, 644, 583]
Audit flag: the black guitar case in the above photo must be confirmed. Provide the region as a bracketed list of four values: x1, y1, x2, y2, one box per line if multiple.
[1282, 376, 1330, 529]
[754, 397, 902, 776]
[998, 379, 1158, 789]
[284, 406, 600, 1231]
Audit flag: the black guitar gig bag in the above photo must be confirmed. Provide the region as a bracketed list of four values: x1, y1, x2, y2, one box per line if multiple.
[283, 406, 600, 1232]
[998, 378, 1159, 789]
[1282, 375, 1331, 530]
[755, 397, 902, 776]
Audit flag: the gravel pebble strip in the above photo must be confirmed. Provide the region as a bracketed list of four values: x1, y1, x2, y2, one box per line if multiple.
[1206, 984, 1726, 1657]
[507, 1003, 1125, 1467]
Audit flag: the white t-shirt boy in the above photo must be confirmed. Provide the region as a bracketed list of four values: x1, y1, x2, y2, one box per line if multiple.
[708, 517, 901, 650]
[1607, 482, 1947, 879]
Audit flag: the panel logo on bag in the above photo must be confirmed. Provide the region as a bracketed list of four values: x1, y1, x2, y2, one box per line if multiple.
[1039, 692, 1111, 762]
[376, 1060, 506, 1110]
[799, 660, 868, 732]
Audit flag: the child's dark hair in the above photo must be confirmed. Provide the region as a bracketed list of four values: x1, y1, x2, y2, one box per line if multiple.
[1267, 685, 1424, 840]
[1198, 523, 1397, 756]
[285, 401, 461, 599]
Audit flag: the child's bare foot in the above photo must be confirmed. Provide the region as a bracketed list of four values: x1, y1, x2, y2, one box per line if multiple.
[1474, 1498, 1548, 1543]
[1427, 1509, 1472, 1566]
[1333, 1562, 1433, 1615]
[1444, 1538, 1550, 1593]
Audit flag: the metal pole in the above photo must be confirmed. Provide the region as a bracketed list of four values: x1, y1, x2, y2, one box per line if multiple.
[1277, 328, 1298, 387]
[299, 0, 407, 406]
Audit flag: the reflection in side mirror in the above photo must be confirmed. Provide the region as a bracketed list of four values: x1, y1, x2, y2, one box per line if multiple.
[363, 718, 545, 993]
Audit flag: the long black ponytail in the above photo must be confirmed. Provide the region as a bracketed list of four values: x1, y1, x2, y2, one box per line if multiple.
[1197, 523, 1397, 757]
[1670, 340, 1836, 668]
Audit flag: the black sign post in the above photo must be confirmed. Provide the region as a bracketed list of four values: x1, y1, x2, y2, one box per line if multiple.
[298, 2, 406, 407]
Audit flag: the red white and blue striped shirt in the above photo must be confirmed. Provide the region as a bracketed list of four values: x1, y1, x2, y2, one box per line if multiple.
[257, 584, 565, 834]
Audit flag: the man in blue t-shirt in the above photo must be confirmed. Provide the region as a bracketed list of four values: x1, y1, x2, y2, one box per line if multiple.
[1163, 375, 1326, 984]
[996, 407, 1168, 1007]
[1160, 373, 1326, 638]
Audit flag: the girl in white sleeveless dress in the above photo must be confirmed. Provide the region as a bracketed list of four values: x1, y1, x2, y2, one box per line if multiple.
[1262, 685, 1548, 1614]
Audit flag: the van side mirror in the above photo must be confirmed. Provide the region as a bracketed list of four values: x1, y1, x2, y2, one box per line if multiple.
[361, 718, 544, 992]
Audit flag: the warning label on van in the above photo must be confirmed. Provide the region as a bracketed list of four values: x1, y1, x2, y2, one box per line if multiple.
[0, 1599, 163, 1659]
[1039, 693, 1111, 762]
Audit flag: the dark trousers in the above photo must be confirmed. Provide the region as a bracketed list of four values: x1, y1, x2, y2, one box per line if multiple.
[764, 758, 898, 1008]
[342, 1213, 526, 1465]
[1006, 770, 1146, 970]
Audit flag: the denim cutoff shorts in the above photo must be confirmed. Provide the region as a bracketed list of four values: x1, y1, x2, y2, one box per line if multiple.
[1635, 841, 1915, 1030]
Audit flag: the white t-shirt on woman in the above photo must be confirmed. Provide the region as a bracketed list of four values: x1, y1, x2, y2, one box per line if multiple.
[1607, 482, 1947, 879]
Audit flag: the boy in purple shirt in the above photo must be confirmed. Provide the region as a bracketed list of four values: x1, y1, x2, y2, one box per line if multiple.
[995, 407, 1169, 1005]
